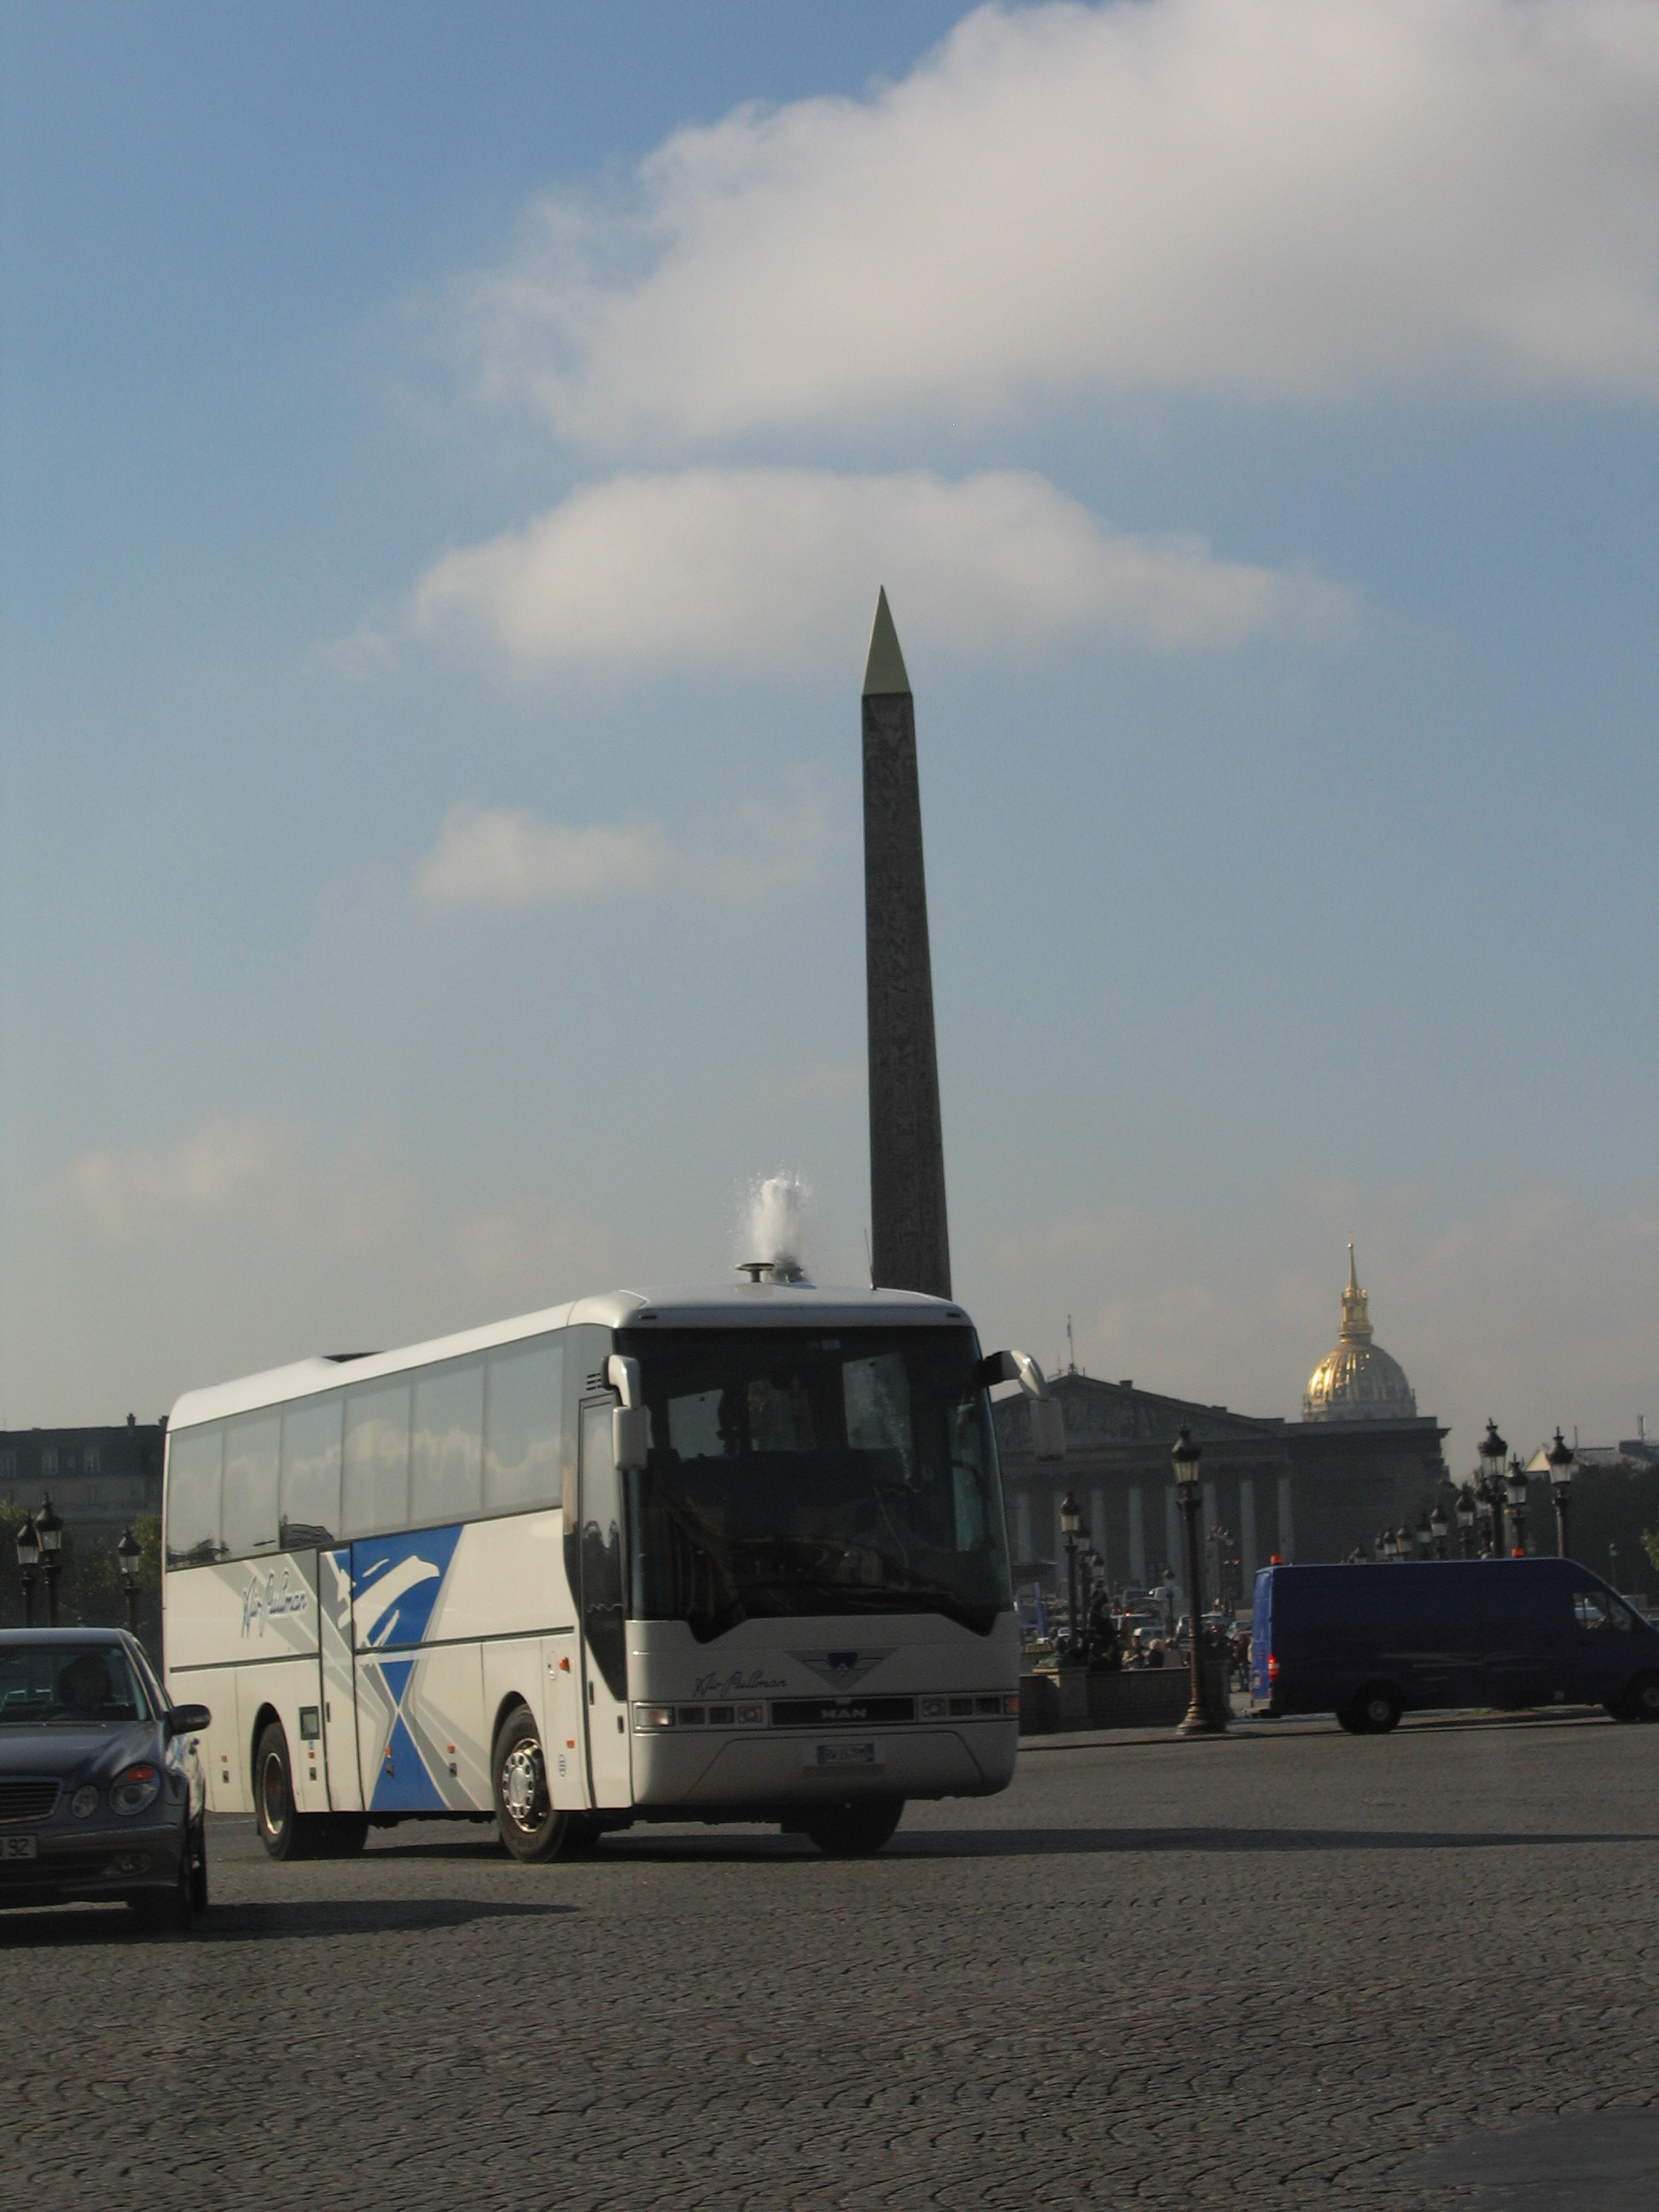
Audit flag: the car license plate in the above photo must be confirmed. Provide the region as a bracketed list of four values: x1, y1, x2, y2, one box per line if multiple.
[1, 1835, 38, 1861]
[806, 1740, 882, 1769]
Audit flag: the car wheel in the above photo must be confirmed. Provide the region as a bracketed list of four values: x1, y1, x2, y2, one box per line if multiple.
[801, 1797, 905, 1857]
[255, 1721, 310, 1860]
[189, 1817, 208, 1913]
[1354, 1683, 1402, 1734]
[492, 1702, 572, 1863]
[1624, 1673, 1659, 1723]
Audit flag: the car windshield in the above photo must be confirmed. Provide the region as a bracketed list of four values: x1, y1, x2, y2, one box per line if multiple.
[616, 1324, 1011, 1639]
[0, 1643, 152, 1726]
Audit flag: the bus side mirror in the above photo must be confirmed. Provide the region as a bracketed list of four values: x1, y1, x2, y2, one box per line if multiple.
[977, 1349, 1047, 1398]
[613, 1406, 649, 1472]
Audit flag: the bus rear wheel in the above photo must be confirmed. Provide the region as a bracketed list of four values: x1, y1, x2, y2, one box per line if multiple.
[801, 1798, 904, 1856]
[492, 1703, 573, 1863]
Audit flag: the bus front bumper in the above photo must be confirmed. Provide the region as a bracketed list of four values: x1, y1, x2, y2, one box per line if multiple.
[631, 1718, 1017, 1806]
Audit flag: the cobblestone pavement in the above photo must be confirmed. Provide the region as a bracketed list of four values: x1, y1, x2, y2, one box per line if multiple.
[3, 1710, 1656, 2211]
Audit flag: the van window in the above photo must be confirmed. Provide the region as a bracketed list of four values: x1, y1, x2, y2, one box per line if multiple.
[411, 1359, 484, 1525]
[222, 1412, 281, 1558]
[1574, 1589, 1633, 1633]
[166, 1424, 225, 1565]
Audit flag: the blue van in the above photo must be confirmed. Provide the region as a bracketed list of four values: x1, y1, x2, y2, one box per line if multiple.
[1250, 1559, 1659, 1732]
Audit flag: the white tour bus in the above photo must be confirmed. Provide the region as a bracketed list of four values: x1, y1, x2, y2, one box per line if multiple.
[161, 1276, 1045, 1859]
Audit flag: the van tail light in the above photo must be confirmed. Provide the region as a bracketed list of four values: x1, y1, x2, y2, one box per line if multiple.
[1266, 1654, 1279, 1680]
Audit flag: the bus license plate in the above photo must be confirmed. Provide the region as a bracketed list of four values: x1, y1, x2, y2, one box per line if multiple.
[806, 1740, 882, 1769]
[1, 1835, 38, 1861]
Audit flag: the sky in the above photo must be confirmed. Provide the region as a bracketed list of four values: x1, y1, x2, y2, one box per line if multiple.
[2, 0, 1655, 1468]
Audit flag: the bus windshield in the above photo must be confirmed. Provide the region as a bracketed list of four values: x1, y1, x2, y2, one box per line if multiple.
[616, 1324, 1011, 1639]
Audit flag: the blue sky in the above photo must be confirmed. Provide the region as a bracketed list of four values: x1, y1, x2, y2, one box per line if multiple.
[3, 0, 1655, 1465]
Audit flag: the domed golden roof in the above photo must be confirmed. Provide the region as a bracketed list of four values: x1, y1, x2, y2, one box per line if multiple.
[1303, 1243, 1417, 1423]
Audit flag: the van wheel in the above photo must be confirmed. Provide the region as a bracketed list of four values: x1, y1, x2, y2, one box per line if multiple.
[492, 1703, 573, 1862]
[255, 1723, 311, 1860]
[801, 1798, 905, 1856]
[1624, 1673, 1659, 1723]
[1336, 1701, 1369, 1735]
[1354, 1684, 1402, 1734]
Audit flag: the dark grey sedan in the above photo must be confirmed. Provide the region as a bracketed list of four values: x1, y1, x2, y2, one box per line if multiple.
[0, 1627, 209, 1931]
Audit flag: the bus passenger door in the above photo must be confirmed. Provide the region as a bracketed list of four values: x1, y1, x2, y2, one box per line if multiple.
[319, 1548, 364, 1812]
[579, 1398, 633, 1808]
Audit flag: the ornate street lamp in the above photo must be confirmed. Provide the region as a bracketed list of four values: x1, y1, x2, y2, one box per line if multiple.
[1380, 1528, 1398, 1562]
[1395, 1522, 1413, 1562]
[1546, 1429, 1575, 1559]
[1477, 1420, 1507, 1557]
[117, 1525, 143, 1638]
[1455, 1486, 1476, 1559]
[1505, 1456, 1530, 1556]
[1173, 1428, 1225, 1736]
[37, 1494, 64, 1627]
[1429, 1503, 1449, 1560]
[15, 1512, 41, 1629]
[1414, 1517, 1434, 1558]
[1059, 1491, 1085, 1666]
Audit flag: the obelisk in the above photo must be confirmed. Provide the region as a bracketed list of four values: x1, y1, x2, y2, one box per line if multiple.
[863, 588, 952, 1300]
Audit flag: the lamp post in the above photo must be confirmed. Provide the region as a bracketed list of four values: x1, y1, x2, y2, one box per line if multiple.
[1380, 1528, 1397, 1562]
[1505, 1456, 1529, 1556]
[1455, 1486, 1476, 1559]
[37, 1494, 64, 1627]
[1414, 1517, 1434, 1559]
[1610, 1541, 1619, 1594]
[1395, 1522, 1413, 1562]
[117, 1525, 143, 1638]
[1173, 1427, 1225, 1736]
[1477, 1420, 1506, 1557]
[1429, 1504, 1449, 1560]
[1059, 1491, 1084, 1664]
[1546, 1429, 1575, 1559]
[15, 1513, 41, 1628]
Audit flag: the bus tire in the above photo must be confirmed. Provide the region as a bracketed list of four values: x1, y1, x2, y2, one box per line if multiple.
[1623, 1673, 1659, 1723]
[255, 1721, 311, 1860]
[1353, 1683, 1402, 1735]
[492, 1703, 570, 1863]
[801, 1797, 905, 1856]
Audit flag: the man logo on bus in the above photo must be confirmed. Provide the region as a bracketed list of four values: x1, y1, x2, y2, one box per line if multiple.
[789, 1649, 893, 1690]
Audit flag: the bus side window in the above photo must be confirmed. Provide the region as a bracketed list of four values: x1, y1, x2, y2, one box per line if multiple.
[411, 1358, 484, 1525]
[344, 1382, 412, 1538]
[166, 1424, 225, 1565]
[280, 1394, 343, 1548]
[484, 1336, 564, 1515]
[223, 1412, 281, 1558]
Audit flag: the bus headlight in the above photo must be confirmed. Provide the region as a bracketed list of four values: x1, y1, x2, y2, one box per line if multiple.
[920, 1697, 948, 1719]
[632, 1704, 676, 1730]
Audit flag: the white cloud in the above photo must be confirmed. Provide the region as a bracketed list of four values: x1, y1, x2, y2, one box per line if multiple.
[410, 466, 1351, 671]
[56, 1117, 409, 1252]
[462, 0, 1659, 445]
[415, 784, 837, 910]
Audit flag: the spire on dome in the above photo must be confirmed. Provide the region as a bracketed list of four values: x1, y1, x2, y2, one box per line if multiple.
[1338, 1240, 1374, 1343]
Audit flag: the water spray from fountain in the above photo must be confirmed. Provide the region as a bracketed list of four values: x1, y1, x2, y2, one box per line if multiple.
[736, 1171, 812, 1284]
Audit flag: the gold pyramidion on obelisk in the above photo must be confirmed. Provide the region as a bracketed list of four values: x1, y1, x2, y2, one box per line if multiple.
[862, 588, 951, 1300]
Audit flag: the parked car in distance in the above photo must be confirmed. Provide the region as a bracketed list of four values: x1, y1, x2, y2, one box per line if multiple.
[0, 1628, 209, 1928]
[1251, 1559, 1659, 1733]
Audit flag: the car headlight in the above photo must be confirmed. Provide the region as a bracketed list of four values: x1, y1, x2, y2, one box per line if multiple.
[72, 1785, 99, 1819]
[111, 1763, 161, 1816]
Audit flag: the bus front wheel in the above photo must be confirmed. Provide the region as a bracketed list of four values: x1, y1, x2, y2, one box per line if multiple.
[800, 1798, 905, 1856]
[492, 1703, 573, 1862]
[255, 1721, 309, 1860]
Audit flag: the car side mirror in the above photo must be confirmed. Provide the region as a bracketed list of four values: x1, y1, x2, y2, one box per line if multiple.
[166, 1703, 212, 1738]
[613, 1405, 649, 1473]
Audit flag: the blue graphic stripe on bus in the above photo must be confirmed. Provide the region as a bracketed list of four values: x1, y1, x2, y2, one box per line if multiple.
[350, 1526, 462, 1650]
[377, 1656, 415, 1709]
[371, 1708, 448, 1814]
